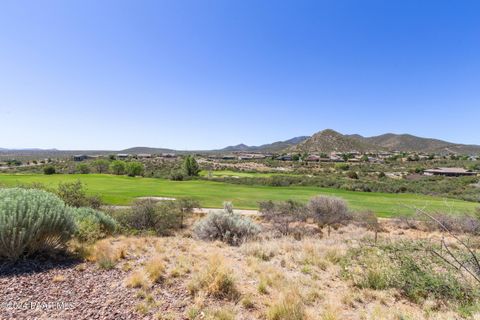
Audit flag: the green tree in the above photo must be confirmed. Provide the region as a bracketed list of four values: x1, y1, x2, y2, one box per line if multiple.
[183, 155, 200, 176]
[76, 163, 90, 174]
[43, 165, 56, 175]
[110, 160, 126, 175]
[126, 161, 144, 177]
[92, 159, 110, 173]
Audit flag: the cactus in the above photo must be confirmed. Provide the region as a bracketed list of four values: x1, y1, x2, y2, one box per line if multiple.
[73, 207, 117, 242]
[0, 188, 76, 261]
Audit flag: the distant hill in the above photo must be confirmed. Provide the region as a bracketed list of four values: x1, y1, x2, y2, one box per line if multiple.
[220, 136, 309, 153]
[2, 131, 479, 159]
[290, 129, 378, 153]
[349, 133, 480, 154]
[119, 147, 177, 154]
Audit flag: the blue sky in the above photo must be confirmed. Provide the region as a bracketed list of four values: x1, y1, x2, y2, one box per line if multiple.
[1, 0, 479, 150]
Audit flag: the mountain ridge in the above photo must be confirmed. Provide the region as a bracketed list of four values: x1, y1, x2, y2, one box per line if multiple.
[1, 131, 479, 156]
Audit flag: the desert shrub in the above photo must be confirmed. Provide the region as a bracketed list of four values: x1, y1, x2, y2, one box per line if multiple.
[126, 161, 144, 177]
[346, 171, 358, 179]
[120, 199, 181, 235]
[396, 211, 480, 235]
[341, 241, 479, 306]
[176, 198, 200, 228]
[259, 200, 309, 236]
[307, 196, 352, 236]
[169, 170, 184, 181]
[335, 163, 349, 171]
[91, 159, 110, 173]
[194, 202, 260, 245]
[56, 180, 103, 209]
[0, 188, 76, 261]
[110, 160, 126, 175]
[353, 210, 380, 242]
[73, 207, 117, 242]
[43, 165, 56, 175]
[424, 212, 480, 234]
[76, 163, 90, 174]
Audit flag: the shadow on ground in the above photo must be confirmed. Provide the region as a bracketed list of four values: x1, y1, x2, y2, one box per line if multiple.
[0, 254, 82, 277]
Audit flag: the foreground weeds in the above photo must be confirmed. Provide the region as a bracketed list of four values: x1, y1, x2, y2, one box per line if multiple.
[341, 239, 480, 313]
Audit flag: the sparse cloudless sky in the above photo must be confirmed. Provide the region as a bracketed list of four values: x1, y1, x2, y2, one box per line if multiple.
[1, 0, 479, 150]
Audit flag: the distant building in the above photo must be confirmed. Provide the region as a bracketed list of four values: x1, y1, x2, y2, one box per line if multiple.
[276, 155, 292, 161]
[73, 155, 88, 161]
[424, 167, 477, 177]
[117, 154, 130, 159]
[137, 153, 152, 159]
[161, 153, 177, 158]
[305, 155, 320, 162]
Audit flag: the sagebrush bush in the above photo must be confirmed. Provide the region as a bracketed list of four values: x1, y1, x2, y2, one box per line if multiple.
[0, 188, 76, 261]
[73, 207, 117, 242]
[308, 196, 352, 236]
[194, 202, 260, 245]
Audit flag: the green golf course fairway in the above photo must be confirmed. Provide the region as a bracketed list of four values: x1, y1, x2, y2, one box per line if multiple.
[0, 174, 477, 217]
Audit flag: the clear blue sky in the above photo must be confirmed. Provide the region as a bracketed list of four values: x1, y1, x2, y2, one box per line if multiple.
[1, 0, 479, 150]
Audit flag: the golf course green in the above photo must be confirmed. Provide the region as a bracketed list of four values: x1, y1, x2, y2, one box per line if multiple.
[0, 173, 477, 217]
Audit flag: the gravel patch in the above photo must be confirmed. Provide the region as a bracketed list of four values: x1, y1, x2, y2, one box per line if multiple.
[0, 259, 141, 320]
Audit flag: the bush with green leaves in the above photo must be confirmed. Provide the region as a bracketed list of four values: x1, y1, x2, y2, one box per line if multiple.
[110, 160, 126, 175]
[91, 159, 110, 173]
[194, 202, 260, 245]
[0, 188, 76, 261]
[117, 199, 181, 235]
[73, 207, 117, 242]
[125, 161, 144, 177]
[76, 163, 90, 174]
[56, 180, 103, 209]
[43, 165, 56, 175]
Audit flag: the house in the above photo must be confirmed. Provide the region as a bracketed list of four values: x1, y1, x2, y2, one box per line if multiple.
[73, 155, 88, 162]
[305, 155, 321, 162]
[116, 154, 130, 159]
[423, 167, 477, 177]
[276, 155, 292, 161]
[137, 153, 152, 159]
[161, 153, 177, 158]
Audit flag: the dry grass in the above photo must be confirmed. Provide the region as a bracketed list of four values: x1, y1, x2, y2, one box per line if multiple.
[88, 239, 127, 269]
[144, 255, 165, 283]
[76, 221, 480, 320]
[267, 288, 306, 320]
[188, 255, 240, 301]
[52, 275, 66, 283]
[125, 269, 150, 288]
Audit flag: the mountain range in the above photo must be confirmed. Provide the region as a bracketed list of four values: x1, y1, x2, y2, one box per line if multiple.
[1, 130, 479, 157]
[218, 129, 480, 154]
